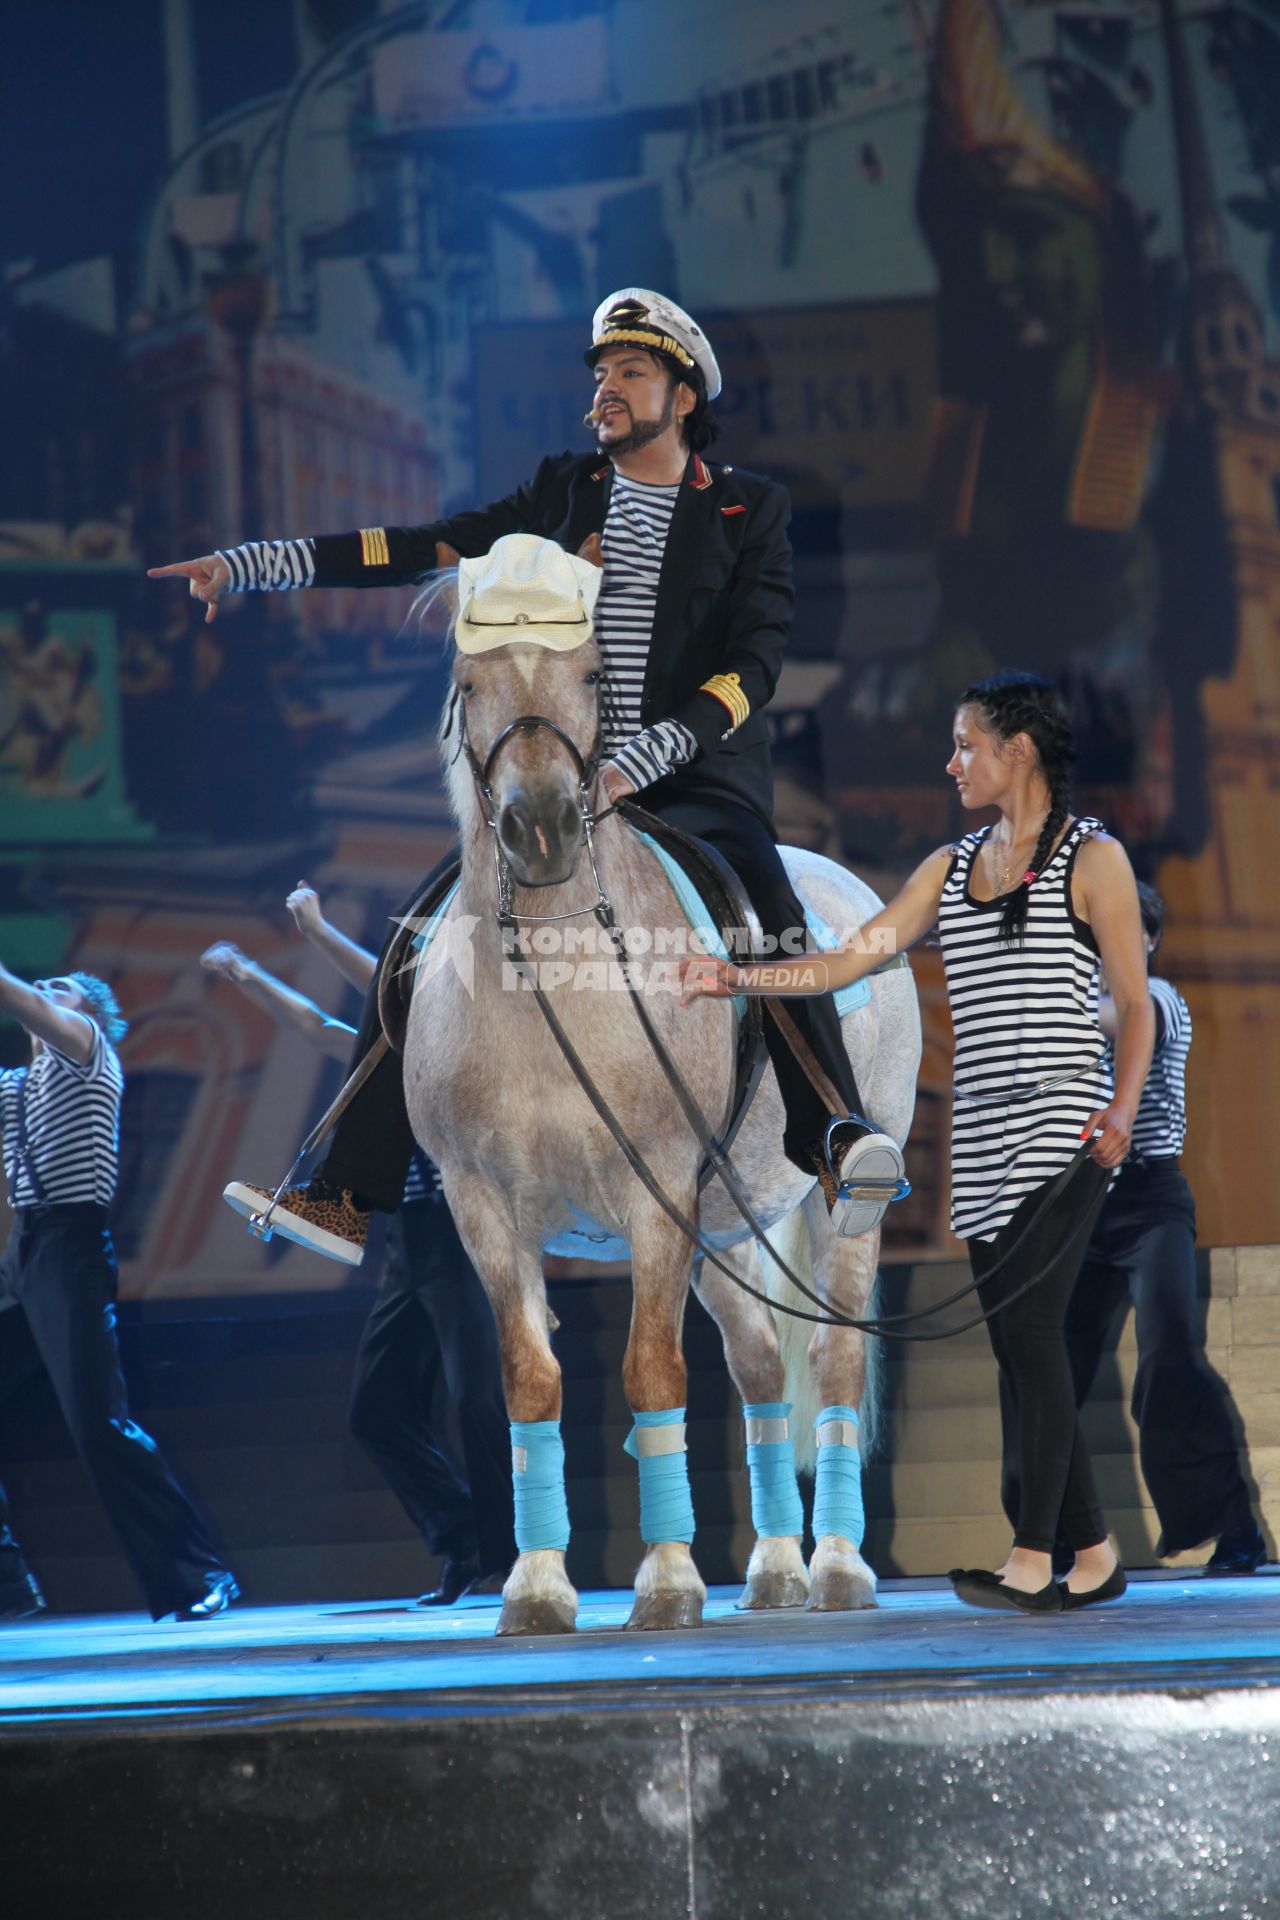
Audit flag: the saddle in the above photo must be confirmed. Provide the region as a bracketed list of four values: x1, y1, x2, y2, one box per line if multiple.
[375, 802, 769, 1190]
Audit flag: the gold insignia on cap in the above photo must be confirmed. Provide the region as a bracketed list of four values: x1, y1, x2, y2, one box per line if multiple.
[597, 298, 695, 371]
[596, 324, 696, 371]
[701, 671, 749, 730]
[359, 527, 390, 568]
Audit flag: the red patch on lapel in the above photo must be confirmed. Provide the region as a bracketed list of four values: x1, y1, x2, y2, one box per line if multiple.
[720, 504, 746, 515]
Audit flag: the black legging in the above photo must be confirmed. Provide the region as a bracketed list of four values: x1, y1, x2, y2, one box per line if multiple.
[970, 1155, 1112, 1556]
[321, 795, 862, 1207]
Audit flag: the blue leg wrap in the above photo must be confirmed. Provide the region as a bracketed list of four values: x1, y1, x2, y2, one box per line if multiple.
[743, 1401, 804, 1538]
[812, 1404, 864, 1547]
[623, 1407, 695, 1545]
[510, 1419, 570, 1553]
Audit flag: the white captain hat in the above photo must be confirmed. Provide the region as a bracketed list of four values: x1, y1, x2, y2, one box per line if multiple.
[585, 288, 721, 402]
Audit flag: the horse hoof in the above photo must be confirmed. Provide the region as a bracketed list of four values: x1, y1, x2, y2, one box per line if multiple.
[737, 1572, 809, 1611]
[806, 1570, 878, 1612]
[495, 1596, 577, 1636]
[625, 1591, 704, 1631]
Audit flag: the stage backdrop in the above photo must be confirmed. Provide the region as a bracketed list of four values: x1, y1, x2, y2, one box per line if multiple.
[2, 0, 1278, 1295]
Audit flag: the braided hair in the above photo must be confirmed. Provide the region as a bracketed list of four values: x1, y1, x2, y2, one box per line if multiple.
[958, 671, 1075, 945]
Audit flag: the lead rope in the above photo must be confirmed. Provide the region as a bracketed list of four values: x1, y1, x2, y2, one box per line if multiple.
[497, 807, 1101, 1338]
[513, 932, 1105, 1339]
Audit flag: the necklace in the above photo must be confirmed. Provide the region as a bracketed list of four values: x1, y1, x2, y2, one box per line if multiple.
[991, 813, 1049, 894]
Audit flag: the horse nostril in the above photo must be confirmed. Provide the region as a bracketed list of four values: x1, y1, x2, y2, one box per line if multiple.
[498, 798, 534, 855]
[498, 789, 582, 882]
[554, 795, 581, 846]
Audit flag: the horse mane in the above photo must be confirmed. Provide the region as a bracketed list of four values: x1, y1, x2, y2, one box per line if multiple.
[405, 567, 460, 644]
[400, 570, 477, 834]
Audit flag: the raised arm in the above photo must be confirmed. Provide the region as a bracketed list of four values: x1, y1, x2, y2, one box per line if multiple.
[1075, 835, 1154, 1167]
[0, 965, 95, 1065]
[146, 456, 565, 618]
[681, 845, 955, 1002]
[201, 943, 355, 1063]
[285, 886, 376, 993]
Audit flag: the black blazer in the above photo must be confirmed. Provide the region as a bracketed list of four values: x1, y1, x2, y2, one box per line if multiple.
[308, 450, 793, 825]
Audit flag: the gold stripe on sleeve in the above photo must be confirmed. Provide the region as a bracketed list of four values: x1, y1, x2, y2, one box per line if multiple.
[359, 527, 390, 568]
[701, 671, 750, 730]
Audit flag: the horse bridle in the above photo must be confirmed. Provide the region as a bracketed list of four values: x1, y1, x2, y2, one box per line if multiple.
[451, 687, 1095, 1340]
[461, 709, 602, 808]
[452, 686, 622, 928]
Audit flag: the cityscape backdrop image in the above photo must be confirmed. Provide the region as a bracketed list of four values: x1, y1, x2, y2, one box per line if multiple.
[2, 0, 1278, 1299]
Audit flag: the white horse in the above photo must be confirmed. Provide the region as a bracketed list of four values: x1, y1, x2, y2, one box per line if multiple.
[403, 583, 921, 1635]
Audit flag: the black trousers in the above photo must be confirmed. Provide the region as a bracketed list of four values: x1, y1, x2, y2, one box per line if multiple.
[1059, 1159, 1252, 1555]
[0, 1205, 231, 1619]
[321, 793, 861, 1206]
[347, 1191, 515, 1576]
[970, 1156, 1112, 1556]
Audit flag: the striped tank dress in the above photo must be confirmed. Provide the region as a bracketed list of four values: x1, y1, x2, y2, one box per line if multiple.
[938, 816, 1113, 1241]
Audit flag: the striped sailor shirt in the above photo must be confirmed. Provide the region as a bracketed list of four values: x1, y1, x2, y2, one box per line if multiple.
[216, 538, 316, 592]
[939, 818, 1113, 1241]
[0, 1020, 123, 1208]
[594, 472, 698, 791]
[1113, 974, 1189, 1160]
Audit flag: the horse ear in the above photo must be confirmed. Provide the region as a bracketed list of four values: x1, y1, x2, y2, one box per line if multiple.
[435, 541, 461, 571]
[577, 533, 603, 569]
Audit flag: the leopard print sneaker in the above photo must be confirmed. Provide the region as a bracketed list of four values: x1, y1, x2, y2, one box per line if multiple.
[223, 1177, 369, 1266]
[808, 1123, 908, 1240]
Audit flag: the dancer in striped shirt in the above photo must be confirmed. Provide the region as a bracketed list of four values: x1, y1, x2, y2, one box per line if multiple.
[1050, 883, 1267, 1577]
[683, 672, 1154, 1613]
[0, 963, 237, 1621]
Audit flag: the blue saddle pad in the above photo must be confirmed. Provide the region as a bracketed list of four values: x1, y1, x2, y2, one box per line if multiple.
[409, 841, 873, 1020]
[635, 830, 872, 1021]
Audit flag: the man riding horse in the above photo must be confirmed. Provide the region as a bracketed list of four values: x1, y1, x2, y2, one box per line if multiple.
[151, 289, 905, 1262]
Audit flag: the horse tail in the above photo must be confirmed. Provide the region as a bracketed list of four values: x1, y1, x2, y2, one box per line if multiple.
[760, 1208, 883, 1475]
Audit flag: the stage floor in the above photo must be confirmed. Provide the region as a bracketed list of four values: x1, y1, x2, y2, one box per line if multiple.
[3, 1570, 1279, 1728]
[5, 1576, 1280, 1918]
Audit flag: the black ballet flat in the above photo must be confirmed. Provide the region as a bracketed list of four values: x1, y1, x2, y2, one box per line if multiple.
[1057, 1563, 1127, 1611]
[951, 1572, 1062, 1613]
[947, 1567, 1001, 1587]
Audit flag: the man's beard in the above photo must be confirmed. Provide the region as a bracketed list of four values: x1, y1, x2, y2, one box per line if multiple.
[600, 387, 676, 456]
